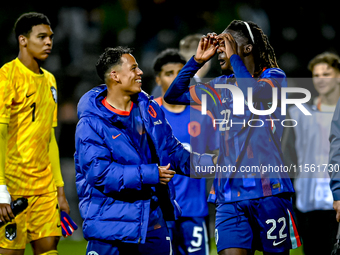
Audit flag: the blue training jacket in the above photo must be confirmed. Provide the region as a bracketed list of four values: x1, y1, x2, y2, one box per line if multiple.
[74, 85, 205, 244]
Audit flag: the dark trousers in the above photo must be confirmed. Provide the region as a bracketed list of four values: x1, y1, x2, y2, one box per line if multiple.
[295, 209, 337, 255]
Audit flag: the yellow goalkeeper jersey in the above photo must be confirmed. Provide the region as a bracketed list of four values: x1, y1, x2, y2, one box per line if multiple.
[0, 58, 58, 195]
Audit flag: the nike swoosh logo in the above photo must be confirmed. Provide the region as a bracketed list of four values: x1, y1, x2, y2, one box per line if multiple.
[112, 134, 121, 139]
[187, 247, 201, 253]
[26, 92, 35, 98]
[57, 224, 61, 228]
[273, 238, 286, 246]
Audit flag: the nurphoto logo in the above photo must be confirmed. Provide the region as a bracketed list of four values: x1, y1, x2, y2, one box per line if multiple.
[196, 80, 312, 129]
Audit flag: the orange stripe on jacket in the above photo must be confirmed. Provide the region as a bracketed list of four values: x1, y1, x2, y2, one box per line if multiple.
[258, 78, 275, 88]
[190, 86, 201, 105]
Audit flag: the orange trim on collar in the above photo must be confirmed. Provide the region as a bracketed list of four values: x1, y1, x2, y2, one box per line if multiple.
[154, 97, 163, 106]
[102, 97, 133, 116]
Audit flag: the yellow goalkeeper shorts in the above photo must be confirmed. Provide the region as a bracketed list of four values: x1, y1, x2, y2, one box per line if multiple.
[0, 192, 61, 249]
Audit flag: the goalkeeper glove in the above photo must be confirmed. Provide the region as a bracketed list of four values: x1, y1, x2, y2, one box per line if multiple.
[60, 211, 78, 237]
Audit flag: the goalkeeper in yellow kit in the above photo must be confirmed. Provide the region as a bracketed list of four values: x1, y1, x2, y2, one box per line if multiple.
[0, 12, 71, 255]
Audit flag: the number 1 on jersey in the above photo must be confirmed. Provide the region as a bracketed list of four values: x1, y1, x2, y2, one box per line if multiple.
[30, 102, 36, 122]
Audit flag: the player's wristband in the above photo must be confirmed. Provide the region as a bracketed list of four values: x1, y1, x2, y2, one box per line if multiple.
[60, 211, 78, 237]
[0, 185, 11, 204]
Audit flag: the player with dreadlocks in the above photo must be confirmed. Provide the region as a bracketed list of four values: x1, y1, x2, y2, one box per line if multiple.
[164, 20, 301, 255]
[222, 20, 279, 77]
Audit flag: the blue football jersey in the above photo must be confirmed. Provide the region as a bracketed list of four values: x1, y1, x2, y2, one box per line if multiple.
[164, 55, 295, 204]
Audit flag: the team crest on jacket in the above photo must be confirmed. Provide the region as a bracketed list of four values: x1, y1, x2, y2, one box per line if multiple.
[5, 224, 17, 241]
[87, 252, 99, 255]
[188, 121, 201, 137]
[148, 105, 157, 118]
[50, 86, 57, 103]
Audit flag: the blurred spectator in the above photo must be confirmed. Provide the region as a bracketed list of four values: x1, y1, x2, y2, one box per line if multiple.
[282, 52, 340, 255]
[179, 34, 212, 81]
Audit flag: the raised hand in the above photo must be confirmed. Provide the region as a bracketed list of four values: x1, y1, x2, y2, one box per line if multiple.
[158, 163, 176, 185]
[217, 33, 237, 59]
[194, 33, 219, 64]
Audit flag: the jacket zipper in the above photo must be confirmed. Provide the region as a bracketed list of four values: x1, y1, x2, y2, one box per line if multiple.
[111, 124, 146, 243]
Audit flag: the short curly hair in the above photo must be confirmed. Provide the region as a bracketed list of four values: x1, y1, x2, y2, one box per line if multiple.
[96, 46, 133, 82]
[14, 12, 51, 40]
[152, 48, 186, 75]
